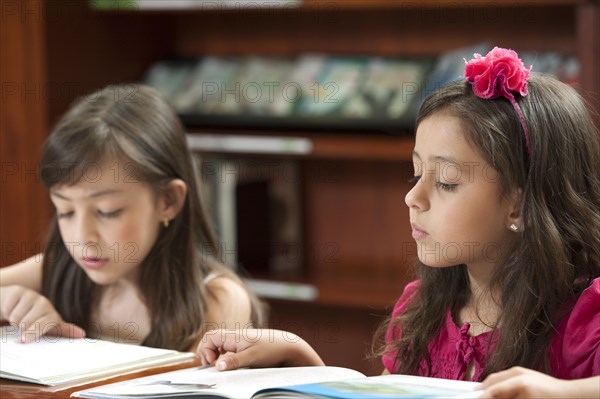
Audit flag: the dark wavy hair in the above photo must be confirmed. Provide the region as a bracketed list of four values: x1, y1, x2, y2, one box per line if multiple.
[375, 73, 600, 379]
[40, 84, 265, 350]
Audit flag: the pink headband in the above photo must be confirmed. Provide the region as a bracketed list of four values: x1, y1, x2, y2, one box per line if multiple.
[464, 47, 533, 157]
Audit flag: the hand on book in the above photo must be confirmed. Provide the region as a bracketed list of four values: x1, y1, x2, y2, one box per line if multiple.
[478, 367, 600, 399]
[0, 285, 86, 343]
[197, 328, 325, 371]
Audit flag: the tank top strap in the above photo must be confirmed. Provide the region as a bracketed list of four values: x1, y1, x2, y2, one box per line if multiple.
[203, 272, 221, 285]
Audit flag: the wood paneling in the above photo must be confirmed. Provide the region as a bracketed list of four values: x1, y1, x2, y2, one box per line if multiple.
[577, 2, 600, 125]
[268, 298, 389, 376]
[44, 0, 173, 125]
[1, 0, 51, 267]
[171, 6, 576, 57]
[304, 160, 414, 286]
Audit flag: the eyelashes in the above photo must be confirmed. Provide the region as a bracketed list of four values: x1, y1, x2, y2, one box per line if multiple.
[57, 209, 124, 220]
[435, 182, 458, 192]
[98, 209, 123, 219]
[409, 176, 458, 192]
[57, 211, 74, 219]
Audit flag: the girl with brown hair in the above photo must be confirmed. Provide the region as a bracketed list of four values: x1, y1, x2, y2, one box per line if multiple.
[0, 84, 265, 352]
[197, 48, 599, 396]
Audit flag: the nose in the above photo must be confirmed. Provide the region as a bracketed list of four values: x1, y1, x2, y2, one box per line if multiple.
[405, 178, 429, 211]
[73, 214, 100, 251]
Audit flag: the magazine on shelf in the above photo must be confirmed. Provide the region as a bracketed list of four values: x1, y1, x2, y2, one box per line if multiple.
[142, 59, 196, 103]
[340, 57, 430, 122]
[233, 56, 296, 116]
[72, 365, 481, 399]
[142, 46, 579, 132]
[297, 57, 367, 116]
[0, 326, 196, 387]
[173, 56, 243, 114]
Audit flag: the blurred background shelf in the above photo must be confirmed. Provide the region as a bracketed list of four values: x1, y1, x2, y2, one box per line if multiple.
[187, 131, 414, 160]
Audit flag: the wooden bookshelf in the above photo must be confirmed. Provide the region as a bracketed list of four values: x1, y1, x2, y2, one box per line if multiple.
[188, 130, 415, 161]
[2, 0, 598, 376]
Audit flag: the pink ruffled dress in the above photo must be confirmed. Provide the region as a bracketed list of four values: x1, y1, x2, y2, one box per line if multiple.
[382, 278, 600, 381]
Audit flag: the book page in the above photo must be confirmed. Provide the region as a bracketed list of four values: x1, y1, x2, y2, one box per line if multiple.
[0, 326, 194, 386]
[72, 366, 366, 399]
[254, 374, 481, 399]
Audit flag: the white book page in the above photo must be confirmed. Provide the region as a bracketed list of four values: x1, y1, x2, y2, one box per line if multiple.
[371, 374, 482, 398]
[0, 326, 190, 384]
[73, 366, 366, 399]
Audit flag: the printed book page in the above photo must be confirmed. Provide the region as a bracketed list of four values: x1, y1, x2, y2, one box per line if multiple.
[71, 366, 366, 399]
[253, 374, 482, 399]
[0, 326, 195, 386]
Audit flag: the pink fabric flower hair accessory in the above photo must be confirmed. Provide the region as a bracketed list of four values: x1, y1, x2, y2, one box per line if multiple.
[464, 47, 533, 157]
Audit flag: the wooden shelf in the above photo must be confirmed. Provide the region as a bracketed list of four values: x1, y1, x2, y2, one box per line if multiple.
[188, 131, 414, 161]
[93, 0, 586, 12]
[311, 134, 413, 161]
[300, 0, 585, 8]
[312, 275, 408, 310]
[247, 272, 410, 310]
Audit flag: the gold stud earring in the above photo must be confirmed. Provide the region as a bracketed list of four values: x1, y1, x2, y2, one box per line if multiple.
[509, 223, 518, 232]
[163, 218, 170, 228]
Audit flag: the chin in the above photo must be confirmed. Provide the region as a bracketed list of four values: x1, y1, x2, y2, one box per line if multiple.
[417, 253, 462, 268]
[81, 269, 118, 285]
[418, 260, 461, 269]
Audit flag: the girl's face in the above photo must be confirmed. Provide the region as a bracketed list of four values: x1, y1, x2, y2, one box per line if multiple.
[405, 112, 517, 276]
[50, 162, 164, 285]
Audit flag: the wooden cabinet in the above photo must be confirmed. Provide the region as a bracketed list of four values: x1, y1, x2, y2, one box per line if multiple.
[2, 0, 598, 375]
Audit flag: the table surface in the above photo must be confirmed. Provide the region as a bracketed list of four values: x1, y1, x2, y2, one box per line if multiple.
[0, 358, 202, 399]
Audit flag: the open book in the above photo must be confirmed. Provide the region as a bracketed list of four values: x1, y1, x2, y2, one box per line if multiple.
[0, 326, 195, 387]
[72, 366, 481, 399]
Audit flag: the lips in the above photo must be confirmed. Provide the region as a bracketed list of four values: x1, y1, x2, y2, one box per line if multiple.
[411, 223, 429, 241]
[81, 256, 109, 269]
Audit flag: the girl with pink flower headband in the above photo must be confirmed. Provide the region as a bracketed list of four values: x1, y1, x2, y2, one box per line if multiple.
[196, 47, 600, 398]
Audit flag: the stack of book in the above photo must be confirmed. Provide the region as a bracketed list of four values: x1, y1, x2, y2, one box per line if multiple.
[144, 54, 431, 131]
[143, 43, 579, 132]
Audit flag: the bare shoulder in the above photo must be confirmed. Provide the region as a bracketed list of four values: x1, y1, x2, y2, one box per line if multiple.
[204, 275, 252, 328]
[186, 274, 255, 351]
[206, 275, 251, 305]
[0, 254, 44, 291]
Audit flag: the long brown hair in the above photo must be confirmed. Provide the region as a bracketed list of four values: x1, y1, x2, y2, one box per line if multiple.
[376, 74, 600, 379]
[40, 84, 265, 350]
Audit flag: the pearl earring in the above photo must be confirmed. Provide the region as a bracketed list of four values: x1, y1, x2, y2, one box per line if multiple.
[163, 218, 170, 228]
[509, 223, 518, 232]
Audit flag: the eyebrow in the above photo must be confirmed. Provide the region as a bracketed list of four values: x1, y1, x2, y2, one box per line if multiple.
[412, 151, 461, 166]
[50, 189, 123, 200]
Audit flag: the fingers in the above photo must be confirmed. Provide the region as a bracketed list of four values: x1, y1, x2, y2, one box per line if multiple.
[478, 367, 527, 399]
[479, 367, 563, 399]
[19, 319, 86, 343]
[480, 367, 527, 389]
[46, 322, 86, 339]
[5, 291, 54, 343]
[480, 378, 524, 399]
[198, 329, 255, 367]
[209, 342, 283, 371]
[3, 289, 41, 329]
[197, 329, 324, 371]
[0, 287, 84, 343]
[0, 288, 20, 321]
[198, 329, 288, 371]
[215, 350, 256, 371]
